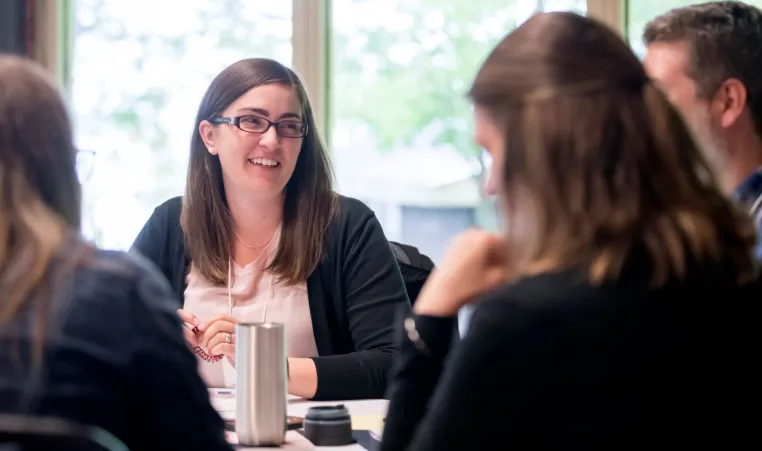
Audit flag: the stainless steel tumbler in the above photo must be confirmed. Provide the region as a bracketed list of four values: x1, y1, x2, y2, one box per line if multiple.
[235, 322, 287, 446]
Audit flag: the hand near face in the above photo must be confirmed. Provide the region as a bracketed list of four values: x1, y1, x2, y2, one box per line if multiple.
[414, 229, 510, 317]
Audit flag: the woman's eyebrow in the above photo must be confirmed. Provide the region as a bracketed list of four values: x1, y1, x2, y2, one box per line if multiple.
[236, 107, 301, 120]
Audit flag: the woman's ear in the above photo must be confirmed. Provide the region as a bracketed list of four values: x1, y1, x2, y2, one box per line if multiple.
[199, 120, 218, 155]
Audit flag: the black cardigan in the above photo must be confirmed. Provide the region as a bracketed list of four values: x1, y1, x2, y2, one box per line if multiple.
[130, 195, 411, 400]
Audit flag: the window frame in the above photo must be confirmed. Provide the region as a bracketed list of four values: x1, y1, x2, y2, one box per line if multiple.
[34, 0, 626, 149]
[24, 0, 627, 249]
[30, 0, 73, 93]
[587, 0, 625, 36]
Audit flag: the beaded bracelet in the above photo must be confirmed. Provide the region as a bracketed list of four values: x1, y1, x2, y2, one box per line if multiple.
[188, 325, 224, 362]
[194, 346, 225, 362]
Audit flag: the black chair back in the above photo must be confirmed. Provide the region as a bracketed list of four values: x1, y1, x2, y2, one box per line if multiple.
[389, 241, 434, 305]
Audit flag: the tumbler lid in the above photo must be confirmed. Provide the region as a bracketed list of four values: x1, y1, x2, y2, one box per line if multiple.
[303, 405, 353, 446]
[305, 405, 350, 422]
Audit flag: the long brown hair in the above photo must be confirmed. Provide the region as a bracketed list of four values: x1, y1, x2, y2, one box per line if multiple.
[181, 58, 337, 286]
[0, 55, 82, 326]
[469, 12, 757, 285]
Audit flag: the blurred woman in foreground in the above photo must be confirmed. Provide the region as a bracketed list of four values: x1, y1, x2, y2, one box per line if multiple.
[0, 56, 231, 451]
[381, 12, 761, 450]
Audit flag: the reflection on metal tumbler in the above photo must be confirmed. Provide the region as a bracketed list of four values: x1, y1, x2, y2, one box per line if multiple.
[235, 322, 287, 446]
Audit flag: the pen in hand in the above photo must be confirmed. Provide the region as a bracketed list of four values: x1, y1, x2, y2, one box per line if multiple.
[182, 317, 224, 363]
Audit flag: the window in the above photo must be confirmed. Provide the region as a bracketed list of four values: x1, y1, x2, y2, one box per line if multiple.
[627, 0, 762, 57]
[330, 0, 586, 263]
[72, 0, 292, 249]
[70, 0, 591, 254]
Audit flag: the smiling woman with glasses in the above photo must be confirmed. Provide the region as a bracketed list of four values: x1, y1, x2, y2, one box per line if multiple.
[131, 58, 410, 400]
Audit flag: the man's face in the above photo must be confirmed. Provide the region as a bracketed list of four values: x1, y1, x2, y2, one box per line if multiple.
[644, 41, 727, 159]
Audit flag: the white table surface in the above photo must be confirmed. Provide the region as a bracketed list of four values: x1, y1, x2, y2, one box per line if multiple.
[209, 389, 387, 450]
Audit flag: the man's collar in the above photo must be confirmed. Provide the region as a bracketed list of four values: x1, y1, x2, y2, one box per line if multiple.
[733, 166, 762, 205]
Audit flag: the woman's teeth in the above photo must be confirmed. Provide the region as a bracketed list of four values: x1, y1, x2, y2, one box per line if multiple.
[248, 158, 279, 167]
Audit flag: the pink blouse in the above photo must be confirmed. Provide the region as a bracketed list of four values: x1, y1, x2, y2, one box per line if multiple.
[183, 232, 317, 388]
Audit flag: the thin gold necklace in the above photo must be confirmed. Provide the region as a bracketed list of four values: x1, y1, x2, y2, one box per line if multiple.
[232, 228, 276, 249]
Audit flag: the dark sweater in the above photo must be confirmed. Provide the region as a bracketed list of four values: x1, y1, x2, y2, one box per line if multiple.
[381, 261, 762, 450]
[0, 238, 232, 451]
[130, 195, 411, 400]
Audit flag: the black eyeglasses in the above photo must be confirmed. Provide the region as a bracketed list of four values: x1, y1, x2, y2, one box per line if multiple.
[210, 115, 308, 138]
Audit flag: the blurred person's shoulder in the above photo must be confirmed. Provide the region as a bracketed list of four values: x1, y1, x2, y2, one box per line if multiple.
[468, 261, 762, 333]
[465, 272, 596, 329]
[63, 235, 180, 319]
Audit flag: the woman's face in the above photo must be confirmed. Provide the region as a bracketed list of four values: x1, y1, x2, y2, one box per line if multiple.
[199, 83, 304, 199]
[473, 106, 505, 197]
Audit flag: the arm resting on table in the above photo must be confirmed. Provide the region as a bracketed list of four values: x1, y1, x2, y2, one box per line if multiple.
[311, 207, 412, 400]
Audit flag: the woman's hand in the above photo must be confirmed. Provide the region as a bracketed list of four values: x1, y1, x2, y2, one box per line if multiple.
[199, 314, 240, 365]
[177, 309, 202, 349]
[414, 229, 509, 317]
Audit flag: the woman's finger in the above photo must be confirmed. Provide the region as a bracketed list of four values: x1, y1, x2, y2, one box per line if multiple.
[198, 313, 238, 331]
[200, 321, 236, 348]
[206, 330, 236, 351]
[177, 309, 201, 326]
[182, 326, 199, 348]
[209, 343, 235, 359]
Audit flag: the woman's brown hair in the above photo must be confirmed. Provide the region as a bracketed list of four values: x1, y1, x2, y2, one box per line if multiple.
[181, 58, 337, 286]
[0, 55, 82, 326]
[469, 12, 757, 285]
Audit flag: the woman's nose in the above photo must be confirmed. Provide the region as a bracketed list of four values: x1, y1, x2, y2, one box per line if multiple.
[258, 125, 281, 148]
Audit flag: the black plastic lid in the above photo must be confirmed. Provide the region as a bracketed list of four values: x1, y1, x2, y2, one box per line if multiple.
[304, 405, 350, 422]
[302, 405, 354, 446]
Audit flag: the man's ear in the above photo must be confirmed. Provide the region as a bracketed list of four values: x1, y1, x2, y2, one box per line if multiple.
[199, 120, 218, 155]
[713, 78, 748, 129]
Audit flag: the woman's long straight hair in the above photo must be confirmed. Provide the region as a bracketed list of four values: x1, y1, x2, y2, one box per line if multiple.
[469, 12, 757, 286]
[0, 56, 84, 357]
[181, 58, 337, 286]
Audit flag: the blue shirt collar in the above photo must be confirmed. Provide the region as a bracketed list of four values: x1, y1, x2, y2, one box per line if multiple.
[732, 167, 762, 205]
